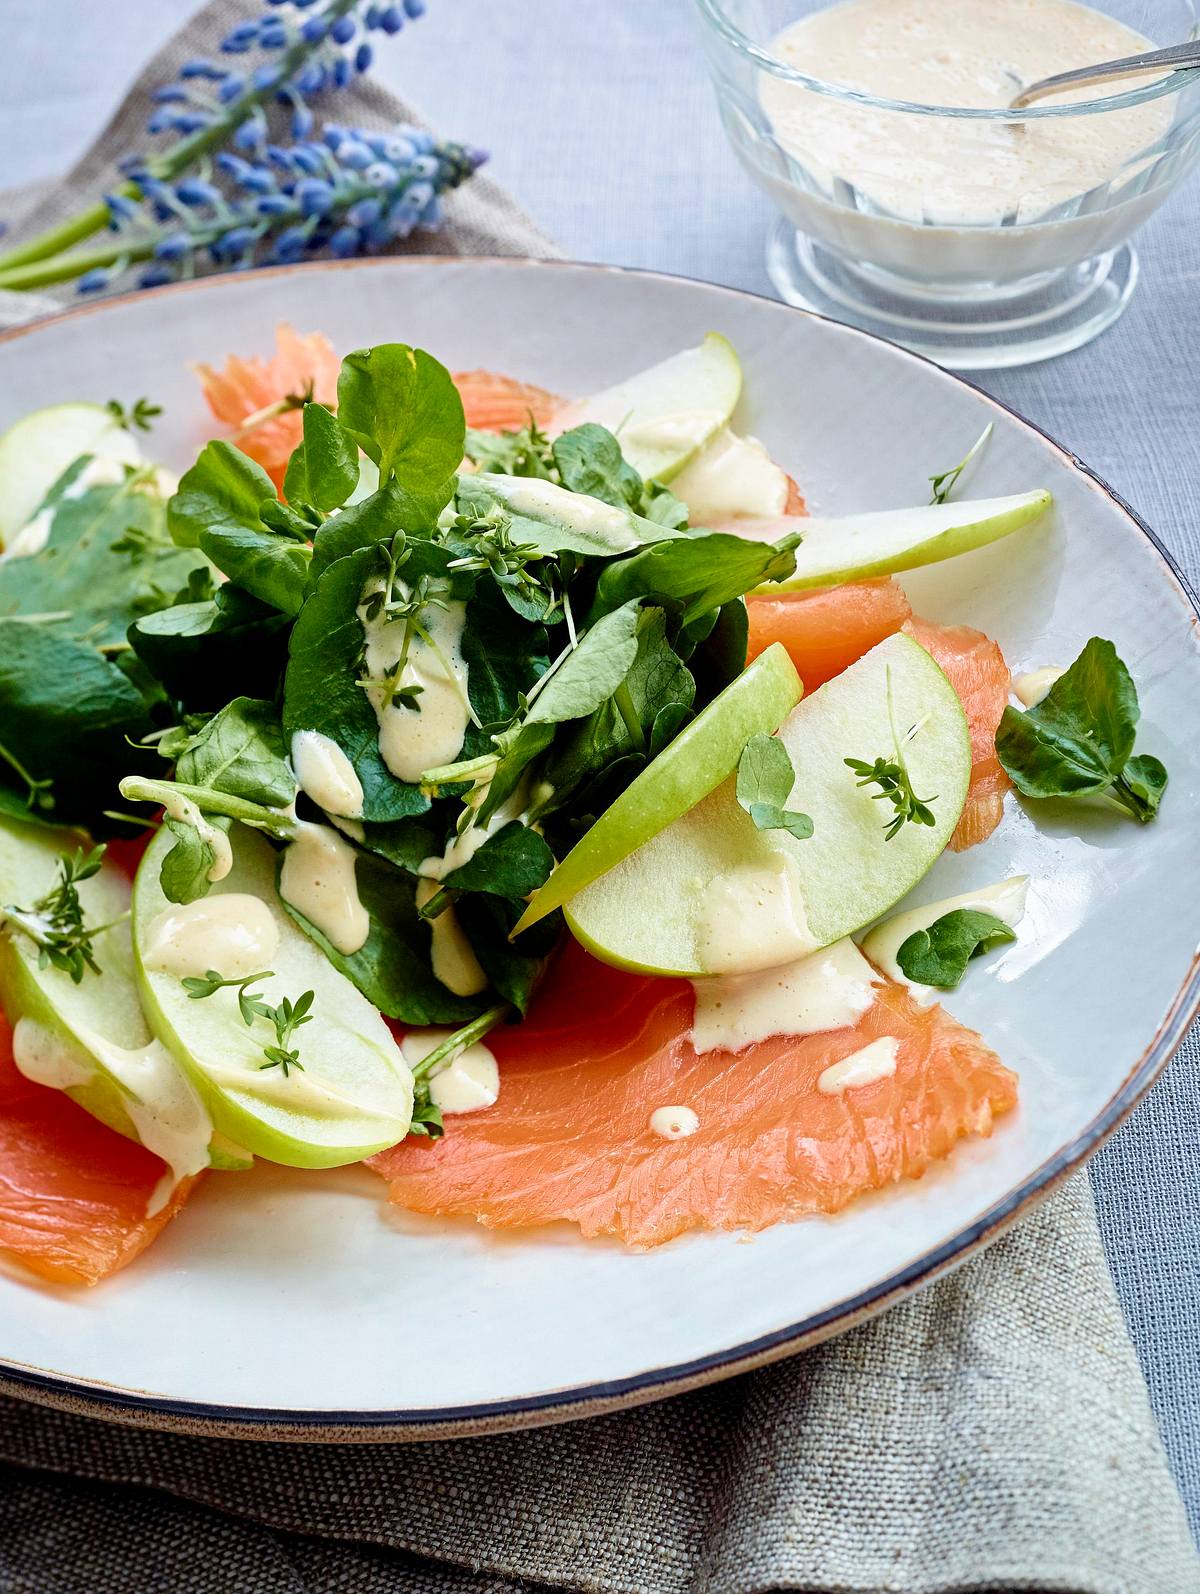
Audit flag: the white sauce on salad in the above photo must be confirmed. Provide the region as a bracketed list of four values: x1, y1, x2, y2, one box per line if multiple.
[818, 1036, 900, 1096]
[400, 1029, 500, 1115]
[671, 428, 789, 522]
[12, 1018, 95, 1091]
[690, 937, 879, 1054]
[83, 1033, 213, 1213]
[1, 456, 131, 562]
[649, 1105, 700, 1140]
[860, 875, 1029, 1001]
[161, 789, 233, 884]
[693, 853, 818, 974]
[1012, 666, 1065, 708]
[143, 894, 279, 980]
[328, 814, 366, 843]
[357, 580, 472, 785]
[495, 477, 640, 549]
[290, 730, 364, 819]
[278, 821, 370, 955]
[415, 879, 488, 997]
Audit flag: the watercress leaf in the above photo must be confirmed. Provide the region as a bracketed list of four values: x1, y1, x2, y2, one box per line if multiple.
[454, 892, 557, 1015]
[169, 440, 277, 549]
[590, 531, 802, 626]
[310, 477, 454, 582]
[259, 498, 317, 540]
[457, 474, 678, 559]
[528, 599, 642, 726]
[736, 732, 795, 811]
[128, 588, 290, 712]
[1116, 752, 1168, 821]
[0, 618, 156, 830]
[896, 908, 1016, 988]
[438, 821, 554, 901]
[357, 814, 443, 874]
[735, 732, 812, 839]
[336, 344, 465, 490]
[280, 848, 483, 1025]
[649, 701, 694, 759]
[538, 607, 694, 819]
[459, 585, 548, 758]
[550, 424, 690, 532]
[283, 543, 455, 822]
[688, 599, 749, 700]
[995, 638, 1160, 816]
[198, 523, 311, 618]
[0, 467, 203, 650]
[283, 402, 360, 513]
[174, 697, 296, 808]
[159, 813, 227, 905]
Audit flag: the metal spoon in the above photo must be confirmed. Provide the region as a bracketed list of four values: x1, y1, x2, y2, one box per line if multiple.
[1008, 38, 1200, 110]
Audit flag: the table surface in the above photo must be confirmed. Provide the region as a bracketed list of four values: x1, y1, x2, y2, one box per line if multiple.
[1, 0, 1197, 1540]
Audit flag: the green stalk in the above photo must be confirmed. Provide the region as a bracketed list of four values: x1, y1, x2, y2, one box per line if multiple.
[0, 237, 158, 293]
[409, 1003, 510, 1082]
[118, 777, 297, 840]
[612, 681, 646, 753]
[0, 0, 359, 275]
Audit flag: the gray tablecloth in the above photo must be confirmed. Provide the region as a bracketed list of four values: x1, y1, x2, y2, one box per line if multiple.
[0, 2, 1196, 1586]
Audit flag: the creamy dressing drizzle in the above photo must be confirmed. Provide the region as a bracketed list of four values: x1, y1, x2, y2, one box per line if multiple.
[13, 1017, 213, 1215]
[671, 428, 789, 522]
[290, 729, 364, 819]
[692, 853, 818, 974]
[1012, 667, 1065, 708]
[357, 579, 472, 785]
[860, 875, 1029, 1002]
[161, 789, 233, 883]
[400, 1029, 499, 1114]
[690, 936, 879, 1054]
[143, 894, 279, 980]
[12, 1018, 94, 1091]
[278, 821, 370, 955]
[818, 1036, 900, 1096]
[493, 477, 640, 549]
[415, 879, 488, 997]
[649, 1105, 700, 1141]
[1, 456, 131, 562]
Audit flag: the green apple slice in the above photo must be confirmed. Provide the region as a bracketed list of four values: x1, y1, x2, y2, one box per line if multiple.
[132, 823, 413, 1168]
[0, 402, 144, 546]
[515, 644, 802, 934]
[555, 333, 743, 483]
[744, 490, 1051, 591]
[0, 815, 247, 1184]
[565, 633, 971, 978]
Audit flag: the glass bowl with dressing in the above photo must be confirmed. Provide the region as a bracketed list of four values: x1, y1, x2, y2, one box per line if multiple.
[695, 0, 1200, 367]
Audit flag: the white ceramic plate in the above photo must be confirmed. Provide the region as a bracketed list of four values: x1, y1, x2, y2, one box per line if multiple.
[1, 258, 1197, 1440]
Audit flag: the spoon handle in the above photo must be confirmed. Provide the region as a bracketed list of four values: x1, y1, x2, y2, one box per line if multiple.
[1010, 38, 1200, 109]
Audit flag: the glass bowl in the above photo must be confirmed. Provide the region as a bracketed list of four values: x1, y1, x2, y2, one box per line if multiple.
[695, 0, 1200, 367]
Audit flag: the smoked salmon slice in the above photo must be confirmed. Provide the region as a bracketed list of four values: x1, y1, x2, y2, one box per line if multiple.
[370, 940, 1017, 1248]
[195, 322, 340, 492]
[453, 370, 563, 433]
[747, 579, 913, 692]
[904, 617, 1011, 851]
[0, 1013, 193, 1286]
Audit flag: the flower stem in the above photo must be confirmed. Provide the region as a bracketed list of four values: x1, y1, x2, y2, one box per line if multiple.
[0, 236, 157, 292]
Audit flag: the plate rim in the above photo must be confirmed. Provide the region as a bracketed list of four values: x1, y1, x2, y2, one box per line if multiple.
[0, 253, 1197, 1443]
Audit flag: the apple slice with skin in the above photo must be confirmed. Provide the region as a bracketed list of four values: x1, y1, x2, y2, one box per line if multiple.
[0, 815, 248, 1181]
[566, 633, 971, 979]
[514, 643, 802, 935]
[132, 823, 413, 1168]
[0, 402, 144, 547]
[553, 332, 743, 483]
[735, 491, 1051, 591]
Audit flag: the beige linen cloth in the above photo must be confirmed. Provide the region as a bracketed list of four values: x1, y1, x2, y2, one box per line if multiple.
[0, 5, 1195, 1590]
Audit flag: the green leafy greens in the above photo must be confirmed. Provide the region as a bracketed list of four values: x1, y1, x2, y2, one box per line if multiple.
[895, 908, 1016, 988]
[735, 733, 813, 841]
[995, 637, 1167, 822]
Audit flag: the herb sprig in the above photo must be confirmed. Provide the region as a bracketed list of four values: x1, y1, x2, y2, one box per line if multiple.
[105, 397, 162, 433]
[929, 423, 993, 505]
[846, 672, 938, 841]
[182, 968, 314, 1075]
[1, 845, 120, 983]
